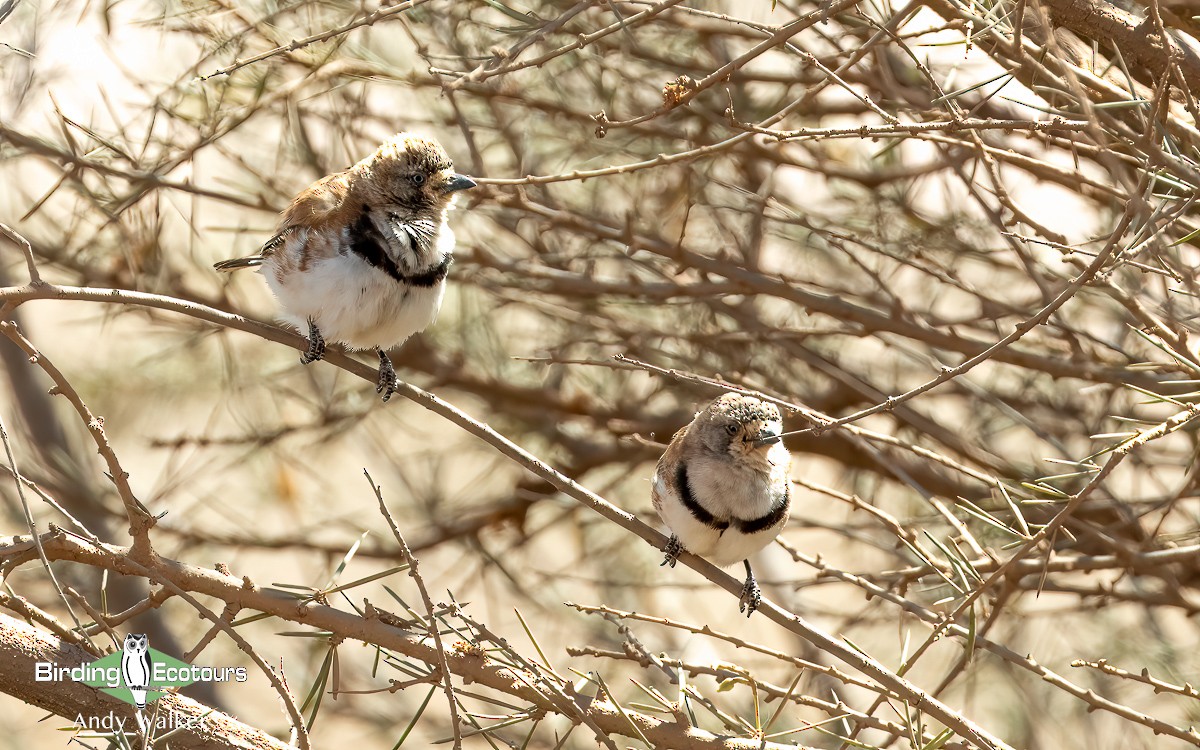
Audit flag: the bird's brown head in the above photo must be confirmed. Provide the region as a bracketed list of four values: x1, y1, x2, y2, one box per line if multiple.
[689, 393, 783, 461]
[352, 132, 476, 219]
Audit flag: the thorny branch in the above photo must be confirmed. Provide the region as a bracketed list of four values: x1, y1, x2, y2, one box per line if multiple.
[2, 0, 1200, 747]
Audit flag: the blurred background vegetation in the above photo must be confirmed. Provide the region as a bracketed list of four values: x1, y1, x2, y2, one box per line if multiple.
[2, 0, 1200, 747]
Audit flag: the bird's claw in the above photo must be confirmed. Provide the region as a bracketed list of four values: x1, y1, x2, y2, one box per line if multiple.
[661, 535, 683, 568]
[739, 572, 762, 617]
[300, 318, 325, 365]
[376, 350, 398, 402]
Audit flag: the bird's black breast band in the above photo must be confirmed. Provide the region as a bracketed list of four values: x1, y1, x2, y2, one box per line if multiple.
[676, 463, 789, 534]
[403, 255, 452, 287]
[734, 483, 790, 533]
[676, 463, 728, 531]
[347, 210, 451, 287]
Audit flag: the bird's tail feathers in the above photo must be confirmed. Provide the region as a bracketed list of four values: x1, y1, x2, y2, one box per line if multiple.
[213, 256, 265, 272]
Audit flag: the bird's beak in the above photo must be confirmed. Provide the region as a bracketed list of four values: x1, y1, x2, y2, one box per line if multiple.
[752, 424, 782, 447]
[443, 174, 477, 193]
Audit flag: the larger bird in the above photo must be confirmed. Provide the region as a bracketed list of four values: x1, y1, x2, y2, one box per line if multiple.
[215, 133, 476, 401]
[652, 392, 791, 615]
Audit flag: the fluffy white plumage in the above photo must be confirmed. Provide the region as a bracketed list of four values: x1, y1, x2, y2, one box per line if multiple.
[213, 132, 475, 401]
[264, 224, 455, 351]
[652, 393, 792, 615]
[652, 439, 790, 567]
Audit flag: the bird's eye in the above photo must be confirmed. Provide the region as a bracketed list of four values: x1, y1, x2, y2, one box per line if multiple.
[725, 424, 739, 436]
[410, 173, 426, 186]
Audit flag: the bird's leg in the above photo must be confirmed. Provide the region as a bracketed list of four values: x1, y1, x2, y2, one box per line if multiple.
[739, 559, 762, 616]
[376, 349, 398, 402]
[661, 534, 683, 568]
[300, 318, 325, 365]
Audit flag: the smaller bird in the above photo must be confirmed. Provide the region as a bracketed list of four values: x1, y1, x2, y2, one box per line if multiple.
[214, 133, 477, 401]
[652, 392, 791, 615]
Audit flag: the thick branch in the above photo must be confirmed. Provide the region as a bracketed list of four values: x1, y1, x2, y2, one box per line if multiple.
[1041, 0, 1200, 92]
[0, 532, 805, 750]
[0, 612, 291, 750]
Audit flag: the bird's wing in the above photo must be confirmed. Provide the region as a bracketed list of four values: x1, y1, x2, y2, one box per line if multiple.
[258, 226, 295, 257]
[651, 425, 690, 513]
[265, 172, 354, 256]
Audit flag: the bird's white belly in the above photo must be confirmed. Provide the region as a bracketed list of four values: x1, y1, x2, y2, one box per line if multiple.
[264, 253, 446, 350]
[705, 525, 780, 567]
[654, 470, 785, 567]
[655, 473, 724, 558]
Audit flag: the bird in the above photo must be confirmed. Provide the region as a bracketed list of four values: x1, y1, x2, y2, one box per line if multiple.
[652, 392, 791, 616]
[214, 132, 477, 401]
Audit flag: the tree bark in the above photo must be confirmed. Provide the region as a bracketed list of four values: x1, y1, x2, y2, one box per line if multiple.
[0, 613, 292, 750]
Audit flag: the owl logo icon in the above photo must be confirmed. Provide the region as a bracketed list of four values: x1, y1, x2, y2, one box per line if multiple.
[119, 633, 152, 712]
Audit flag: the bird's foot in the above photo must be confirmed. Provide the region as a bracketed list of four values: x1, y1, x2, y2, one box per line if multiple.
[300, 318, 325, 365]
[660, 534, 683, 568]
[376, 349, 398, 402]
[739, 561, 761, 616]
